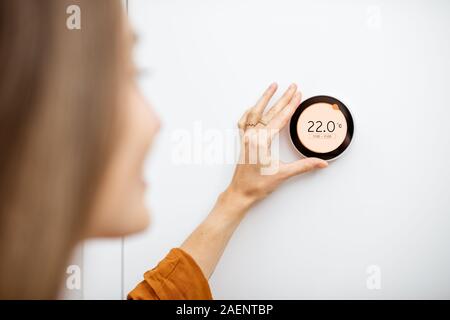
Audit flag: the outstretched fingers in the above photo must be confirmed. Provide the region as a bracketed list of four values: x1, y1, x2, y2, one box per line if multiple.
[261, 83, 297, 124]
[267, 91, 302, 140]
[246, 83, 278, 127]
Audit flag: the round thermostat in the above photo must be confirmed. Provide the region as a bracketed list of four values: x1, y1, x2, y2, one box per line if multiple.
[289, 95, 354, 161]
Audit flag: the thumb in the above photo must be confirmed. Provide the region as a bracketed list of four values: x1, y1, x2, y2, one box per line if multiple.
[281, 157, 328, 178]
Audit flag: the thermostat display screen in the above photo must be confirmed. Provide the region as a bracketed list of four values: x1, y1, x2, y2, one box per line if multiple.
[297, 102, 348, 154]
[290, 96, 354, 161]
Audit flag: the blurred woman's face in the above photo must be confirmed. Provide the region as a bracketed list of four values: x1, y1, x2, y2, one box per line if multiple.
[85, 18, 159, 238]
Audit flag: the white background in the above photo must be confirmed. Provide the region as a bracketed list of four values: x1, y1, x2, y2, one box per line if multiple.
[73, 0, 450, 299]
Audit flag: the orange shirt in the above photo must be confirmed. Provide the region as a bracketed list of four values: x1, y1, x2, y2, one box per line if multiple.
[127, 248, 213, 300]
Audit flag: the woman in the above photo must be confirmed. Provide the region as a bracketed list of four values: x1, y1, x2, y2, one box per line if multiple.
[0, 0, 327, 299]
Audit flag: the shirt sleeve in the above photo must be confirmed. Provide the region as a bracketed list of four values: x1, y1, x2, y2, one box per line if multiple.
[127, 248, 213, 300]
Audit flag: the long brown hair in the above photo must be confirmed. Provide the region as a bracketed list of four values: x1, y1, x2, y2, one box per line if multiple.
[0, 0, 124, 299]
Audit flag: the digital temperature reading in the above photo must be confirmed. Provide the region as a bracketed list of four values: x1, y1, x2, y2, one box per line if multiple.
[290, 96, 354, 161]
[307, 120, 340, 133]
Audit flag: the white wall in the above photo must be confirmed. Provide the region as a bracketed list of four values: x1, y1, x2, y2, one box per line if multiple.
[79, 0, 450, 299]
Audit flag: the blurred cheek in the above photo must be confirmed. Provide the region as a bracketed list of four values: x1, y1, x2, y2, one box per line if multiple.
[86, 85, 160, 238]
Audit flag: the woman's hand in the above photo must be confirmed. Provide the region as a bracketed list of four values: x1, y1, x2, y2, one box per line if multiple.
[224, 83, 328, 207]
[181, 83, 328, 279]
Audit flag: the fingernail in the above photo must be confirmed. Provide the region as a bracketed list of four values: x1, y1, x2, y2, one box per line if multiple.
[289, 83, 297, 90]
